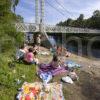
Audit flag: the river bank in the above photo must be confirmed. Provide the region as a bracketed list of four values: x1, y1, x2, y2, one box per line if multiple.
[38, 46, 100, 100]
[39, 46, 100, 67]
[39, 46, 100, 76]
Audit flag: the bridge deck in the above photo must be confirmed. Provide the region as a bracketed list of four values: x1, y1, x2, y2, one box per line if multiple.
[15, 23, 100, 34]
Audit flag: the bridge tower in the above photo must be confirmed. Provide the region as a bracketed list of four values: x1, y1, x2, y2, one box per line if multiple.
[35, 0, 45, 33]
[40, 0, 45, 24]
[35, 0, 39, 24]
[34, 0, 45, 44]
[40, 0, 45, 33]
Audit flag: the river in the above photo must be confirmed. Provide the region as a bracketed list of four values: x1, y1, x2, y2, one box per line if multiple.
[48, 35, 100, 59]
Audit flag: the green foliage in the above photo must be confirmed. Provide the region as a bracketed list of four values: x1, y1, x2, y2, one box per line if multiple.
[15, 15, 24, 22]
[0, 0, 24, 53]
[57, 10, 100, 29]
[12, 0, 19, 12]
[0, 53, 37, 100]
[0, 1, 37, 100]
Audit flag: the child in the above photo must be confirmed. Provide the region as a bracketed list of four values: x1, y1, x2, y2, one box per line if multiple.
[49, 54, 60, 69]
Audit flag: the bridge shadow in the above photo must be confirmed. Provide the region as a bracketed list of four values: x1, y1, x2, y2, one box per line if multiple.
[47, 33, 100, 59]
[77, 71, 100, 100]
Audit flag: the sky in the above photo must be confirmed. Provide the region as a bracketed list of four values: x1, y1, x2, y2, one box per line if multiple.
[16, 0, 100, 25]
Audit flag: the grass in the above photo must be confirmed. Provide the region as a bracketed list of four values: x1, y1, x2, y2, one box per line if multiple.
[0, 51, 100, 100]
[0, 52, 38, 100]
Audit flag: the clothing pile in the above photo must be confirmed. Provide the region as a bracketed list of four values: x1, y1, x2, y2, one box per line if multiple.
[38, 52, 50, 56]
[66, 60, 81, 69]
[39, 72, 52, 84]
[61, 71, 79, 84]
[16, 82, 65, 100]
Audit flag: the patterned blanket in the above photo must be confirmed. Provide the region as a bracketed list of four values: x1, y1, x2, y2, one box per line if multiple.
[38, 64, 68, 76]
[17, 82, 65, 100]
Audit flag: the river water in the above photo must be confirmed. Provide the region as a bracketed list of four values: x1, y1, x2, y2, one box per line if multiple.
[48, 35, 100, 59]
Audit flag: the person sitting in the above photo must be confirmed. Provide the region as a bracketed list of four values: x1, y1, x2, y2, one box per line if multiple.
[33, 51, 39, 65]
[56, 46, 62, 56]
[16, 45, 26, 61]
[50, 45, 57, 55]
[23, 45, 28, 53]
[32, 43, 38, 54]
[49, 54, 60, 69]
[24, 48, 36, 64]
[65, 49, 71, 57]
[61, 47, 71, 57]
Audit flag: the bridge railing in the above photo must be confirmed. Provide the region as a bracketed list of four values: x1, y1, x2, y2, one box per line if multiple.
[15, 23, 39, 32]
[15, 23, 100, 34]
[45, 25, 100, 33]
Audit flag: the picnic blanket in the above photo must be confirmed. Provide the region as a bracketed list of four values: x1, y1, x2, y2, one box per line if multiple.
[39, 72, 52, 84]
[38, 64, 68, 76]
[16, 82, 65, 100]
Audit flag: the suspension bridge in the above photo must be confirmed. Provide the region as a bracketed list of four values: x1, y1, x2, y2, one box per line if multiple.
[15, 0, 100, 34]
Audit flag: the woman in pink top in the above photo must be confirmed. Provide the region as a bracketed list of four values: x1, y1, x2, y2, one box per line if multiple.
[24, 48, 35, 64]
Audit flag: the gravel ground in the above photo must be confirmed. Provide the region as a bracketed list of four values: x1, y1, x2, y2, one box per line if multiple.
[38, 46, 100, 100]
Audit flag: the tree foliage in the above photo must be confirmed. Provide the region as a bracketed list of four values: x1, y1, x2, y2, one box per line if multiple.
[12, 0, 19, 12]
[0, 0, 24, 53]
[57, 10, 100, 29]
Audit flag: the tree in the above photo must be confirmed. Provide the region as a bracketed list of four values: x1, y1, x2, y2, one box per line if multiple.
[17, 15, 23, 22]
[77, 14, 84, 21]
[89, 10, 100, 29]
[76, 14, 84, 27]
[93, 10, 100, 18]
[57, 18, 73, 26]
[56, 11, 100, 29]
[66, 18, 72, 26]
[56, 21, 64, 26]
[12, 0, 19, 13]
[0, 0, 24, 52]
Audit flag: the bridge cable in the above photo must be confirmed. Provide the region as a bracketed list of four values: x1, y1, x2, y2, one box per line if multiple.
[45, 0, 67, 19]
[54, 0, 75, 18]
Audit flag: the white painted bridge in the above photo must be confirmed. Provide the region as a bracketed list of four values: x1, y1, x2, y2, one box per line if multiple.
[15, 23, 100, 34]
[15, 0, 100, 34]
